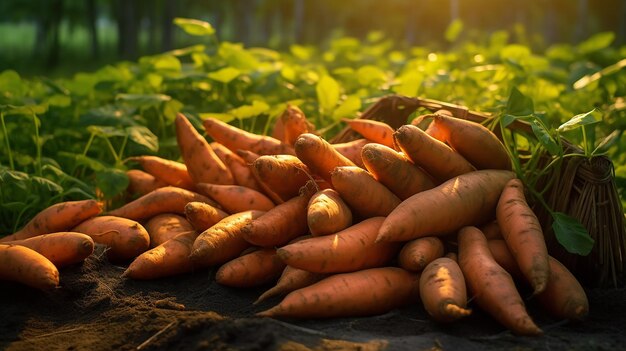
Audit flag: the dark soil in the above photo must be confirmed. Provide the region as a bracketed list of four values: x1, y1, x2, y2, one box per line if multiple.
[1, 246, 625, 351]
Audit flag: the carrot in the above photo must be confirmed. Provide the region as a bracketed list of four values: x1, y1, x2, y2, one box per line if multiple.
[241, 183, 316, 248]
[236, 149, 260, 163]
[487, 239, 589, 321]
[122, 230, 198, 280]
[361, 143, 435, 200]
[376, 170, 515, 243]
[189, 210, 265, 267]
[107, 186, 218, 221]
[430, 114, 511, 170]
[271, 112, 285, 142]
[0, 244, 59, 290]
[294, 133, 356, 185]
[342, 118, 395, 149]
[307, 188, 353, 236]
[332, 138, 369, 168]
[144, 213, 195, 248]
[3, 232, 94, 268]
[175, 113, 234, 185]
[458, 226, 542, 336]
[203, 117, 295, 156]
[210, 142, 262, 191]
[331, 166, 401, 218]
[419, 257, 471, 322]
[254, 266, 326, 304]
[127, 155, 195, 190]
[72, 216, 150, 262]
[215, 248, 286, 288]
[1, 199, 103, 242]
[196, 183, 275, 213]
[280, 104, 315, 145]
[184, 201, 229, 232]
[410, 111, 450, 141]
[126, 169, 167, 196]
[256, 267, 420, 319]
[394, 124, 475, 183]
[276, 217, 400, 273]
[496, 178, 550, 294]
[398, 236, 445, 272]
[480, 220, 503, 240]
[252, 154, 314, 202]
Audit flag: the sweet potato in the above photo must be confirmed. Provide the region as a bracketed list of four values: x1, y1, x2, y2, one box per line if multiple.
[0, 244, 60, 290]
[398, 237, 445, 272]
[419, 257, 471, 322]
[215, 248, 286, 288]
[128, 155, 195, 190]
[196, 183, 275, 213]
[307, 188, 353, 236]
[3, 232, 94, 268]
[184, 201, 229, 232]
[203, 117, 294, 155]
[144, 213, 195, 248]
[72, 216, 150, 262]
[294, 133, 356, 185]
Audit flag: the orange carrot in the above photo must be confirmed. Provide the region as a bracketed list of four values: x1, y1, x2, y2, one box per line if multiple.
[307, 188, 353, 236]
[331, 166, 401, 218]
[377, 170, 515, 242]
[126, 169, 167, 196]
[189, 210, 265, 267]
[394, 124, 475, 183]
[256, 267, 420, 319]
[361, 143, 435, 200]
[332, 138, 369, 168]
[280, 104, 315, 145]
[410, 111, 451, 142]
[342, 118, 395, 149]
[277, 217, 400, 273]
[107, 186, 218, 221]
[0, 244, 59, 290]
[254, 266, 326, 304]
[196, 183, 275, 213]
[419, 257, 471, 322]
[72, 216, 150, 262]
[122, 230, 199, 280]
[1, 199, 103, 242]
[127, 155, 195, 190]
[252, 154, 314, 202]
[496, 178, 550, 294]
[203, 117, 294, 155]
[175, 113, 234, 185]
[3, 232, 94, 268]
[294, 133, 356, 185]
[458, 226, 542, 336]
[398, 237, 445, 272]
[236, 149, 260, 163]
[144, 213, 195, 248]
[215, 248, 286, 288]
[184, 201, 229, 232]
[430, 114, 511, 170]
[210, 142, 262, 191]
[241, 183, 315, 248]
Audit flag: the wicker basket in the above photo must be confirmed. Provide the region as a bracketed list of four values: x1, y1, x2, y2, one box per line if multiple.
[332, 95, 626, 288]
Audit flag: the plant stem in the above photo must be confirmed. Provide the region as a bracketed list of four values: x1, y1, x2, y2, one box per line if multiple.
[32, 113, 42, 176]
[0, 112, 14, 170]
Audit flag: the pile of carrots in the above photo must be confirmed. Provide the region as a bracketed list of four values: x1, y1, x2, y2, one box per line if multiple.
[0, 105, 589, 336]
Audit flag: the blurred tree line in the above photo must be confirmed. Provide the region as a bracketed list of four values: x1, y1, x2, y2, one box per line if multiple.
[0, 0, 625, 72]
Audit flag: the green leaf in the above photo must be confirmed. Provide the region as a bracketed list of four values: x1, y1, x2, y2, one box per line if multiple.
[445, 19, 464, 42]
[126, 126, 158, 152]
[577, 32, 615, 55]
[356, 65, 386, 87]
[47, 94, 72, 107]
[2, 104, 48, 116]
[163, 99, 184, 122]
[505, 87, 534, 116]
[0, 70, 25, 97]
[199, 113, 234, 123]
[316, 75, 340, 113]
[208, 67, 241, 83]
[173, 18, 215, 36]
[332, 95, 362, 121]
[593, 129, 622, 155]
[557, 109, 598, 132]
[116, 93, 172, 108]
[530, 120, 560, 155]
[87, 125, 127, 138]
[229, 100, 270, 120]
[96, 168, 129, 200]
[393, 71, 423, 97]
[552, 212, 594, 255]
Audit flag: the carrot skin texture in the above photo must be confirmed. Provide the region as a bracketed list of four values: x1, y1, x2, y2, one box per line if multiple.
[175, 113, 234, 185]
[331, 138, 369, 168]
[496, 178, 550, 294]
[1, 199, 103, 242]
[307, 188, 353, 236]
[128, 155, 195, 190]
[189, 210, 266, 267]
[458, 226, 542, 336]
[196, 183, 275, 213]
[126, 169, 168, 196]
[342, 118, 395, 149]
[398, 236, 445, 272]
[215, 248, 286, 288]
[257, 267, 420, 319]
[107, 186, 218, 221]
[361, 143, 435, 200]
[0, 244, 60, 290]
[331, 166, 401, 219]
[203, 117, 294, 156]
[377, 170, 515, 242]
[294, 133, 356, 185]
[72, 216, 150, 262]
[184, 201, 229, 232]
[4, 232, 95, 268]
[277, 217, 401, 274]
[211, 142, 262, 191]
[123, 231, 198, 280]
[144, 213, 195, 248]
[419, 257, 471, 322]
[280, 105, 315, 145]
[252, 155, 313, 202]
[254, 266, 326, 304]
